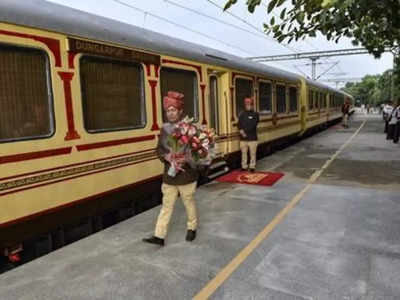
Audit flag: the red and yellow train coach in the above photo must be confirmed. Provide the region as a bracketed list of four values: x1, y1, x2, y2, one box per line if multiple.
[0, 0, 351, 264]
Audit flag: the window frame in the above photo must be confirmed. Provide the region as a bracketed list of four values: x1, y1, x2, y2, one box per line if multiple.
[308, 88, 314, 111]
[235, 76, 254, 118]
[160, 66, 199, 123]
[79, 54, 146, 134]
[275, 83, 287, 115]
[322, 92, 327, 110]
[0, 43, 56, 143]
[288, 84, 299, 114]
[258, 79, 273, 115]
[313, 89, 319, 110]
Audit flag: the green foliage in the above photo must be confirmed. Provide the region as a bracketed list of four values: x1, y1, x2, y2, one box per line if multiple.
[342, 70, 398, 106]
[223, 0, 400, 58]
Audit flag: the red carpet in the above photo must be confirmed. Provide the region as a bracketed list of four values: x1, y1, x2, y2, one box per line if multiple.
[216, 170, 284, 186]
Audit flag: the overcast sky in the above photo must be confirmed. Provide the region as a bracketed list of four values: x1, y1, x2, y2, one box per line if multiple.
[47, 0, 393, 88]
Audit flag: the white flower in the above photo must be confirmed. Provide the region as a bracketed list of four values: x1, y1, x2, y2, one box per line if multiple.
[182, 116, 194, 123]
[180, 123, 189, 135]
[188, 126, 197, 137]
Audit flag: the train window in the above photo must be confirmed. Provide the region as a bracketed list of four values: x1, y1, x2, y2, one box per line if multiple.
[321, 93, 326, 109]
[314, 91, 319, 109]
[235, 78, 253, 116]
[209, 76, 219, 133]
[80, 56, 145, 132]
[321, 93, 324, 109]
[276, 84, 286, 114]
[160, 67, 198, 122]
[319, 92, 323, 109]
[308, 89, 313, 110]
[289, 87, 298, 113]
[0, 44, 54, 142]
[259, 81, 272, 114]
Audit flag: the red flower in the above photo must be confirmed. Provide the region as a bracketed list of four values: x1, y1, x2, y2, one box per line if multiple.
[180, 135, 189, 144]
[192, 136, 200, 144]
[173, 128, 181, 138]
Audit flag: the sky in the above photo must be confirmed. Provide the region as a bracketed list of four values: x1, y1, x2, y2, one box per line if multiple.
[47, 0, 393, 88]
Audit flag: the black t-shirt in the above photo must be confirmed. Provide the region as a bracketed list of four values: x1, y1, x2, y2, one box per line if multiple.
[238, 110, 259, 141]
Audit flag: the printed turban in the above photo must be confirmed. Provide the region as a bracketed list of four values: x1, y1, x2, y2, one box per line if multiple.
[244, 97, 253, 105]
[163, 91, 184, 110]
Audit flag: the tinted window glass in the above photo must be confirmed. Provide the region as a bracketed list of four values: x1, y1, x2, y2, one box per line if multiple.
[209, 76, 219, 132]
[276, 85, 286, 113]
[289, 87, 298, 112]
[80, 56, 145, 132]
[0, 45, 53, 142]
[259, 82, 272, 114]
[235, 78, 253, 116]
[161, 67, 198, 121]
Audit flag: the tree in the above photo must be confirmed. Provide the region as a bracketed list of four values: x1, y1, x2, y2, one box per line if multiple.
[223, 0, 400, 58]
[377, 70, 395, 103]
[341, 72, 395, 106]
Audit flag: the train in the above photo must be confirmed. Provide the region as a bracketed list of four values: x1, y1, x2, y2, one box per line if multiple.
[0, 0, 352, 267]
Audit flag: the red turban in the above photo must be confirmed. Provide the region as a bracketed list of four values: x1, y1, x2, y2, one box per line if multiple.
[244, 97, 253, 105]
[163, 91, 184, 110]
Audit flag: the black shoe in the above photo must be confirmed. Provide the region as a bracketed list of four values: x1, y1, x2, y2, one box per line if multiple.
[241, 168, 247, 172]
[250, 168, 255, 172]
[143, 236, 164, 246]
[186, 230, 196, 242]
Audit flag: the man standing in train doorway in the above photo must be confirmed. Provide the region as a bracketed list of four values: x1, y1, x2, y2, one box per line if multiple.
[238, 97, 259, 172]
[143, 91, 199, 246]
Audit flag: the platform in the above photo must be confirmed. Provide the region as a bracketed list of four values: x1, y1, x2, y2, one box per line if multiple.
[1, 113, 400, 299]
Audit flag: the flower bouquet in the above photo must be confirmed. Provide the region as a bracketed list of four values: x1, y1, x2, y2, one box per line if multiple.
[166, 116, 216, 177]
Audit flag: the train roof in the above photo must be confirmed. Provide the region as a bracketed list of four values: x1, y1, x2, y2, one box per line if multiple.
[305, 78, 331, 90]
[0, 0, 304, 83]
[305, 78, 353, 98]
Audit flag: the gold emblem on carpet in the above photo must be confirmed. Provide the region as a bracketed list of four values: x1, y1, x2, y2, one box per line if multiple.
[237, 173, 268, 184]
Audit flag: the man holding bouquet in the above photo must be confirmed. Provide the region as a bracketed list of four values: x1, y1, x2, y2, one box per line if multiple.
[238, 97, 259, 172]
[143, 91, 199, 246]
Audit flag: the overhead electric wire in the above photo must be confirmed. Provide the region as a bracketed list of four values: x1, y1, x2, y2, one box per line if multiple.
[162, 0, 270, 41]
[205, 0, 299, 54]
[260, 0, 344, 76]
[112, 0, 259, 56]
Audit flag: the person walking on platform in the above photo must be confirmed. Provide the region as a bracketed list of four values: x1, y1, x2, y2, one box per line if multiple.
[238, 97, 259, 172]
[143, 91, 199, 246]
[383, 101, 394, 133]
[388, 101, 400, 143]
[341, 99, 351, 128]
[383, 101, 393, 140]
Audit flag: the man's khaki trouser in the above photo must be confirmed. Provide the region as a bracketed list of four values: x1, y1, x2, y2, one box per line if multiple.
[240, 140, 258, 169]
[343, 114, 348, 127]
[155, 182, 197, 239]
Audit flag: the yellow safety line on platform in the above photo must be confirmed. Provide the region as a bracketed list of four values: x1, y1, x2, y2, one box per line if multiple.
[193, 119, 367, 300]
